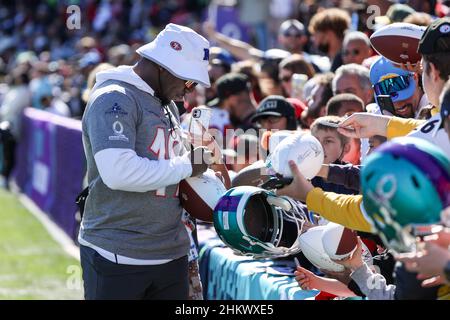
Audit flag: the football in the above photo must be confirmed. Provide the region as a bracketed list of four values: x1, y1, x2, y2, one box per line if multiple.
[370, 23, 426, 65]
[321, 222, 358, 261]
[267, 132, 324, 179]
[179, 169, 227, 222]
[298, 226, 345, 272]
[268, 130, 298, 154]
[260, 130, 297, 153]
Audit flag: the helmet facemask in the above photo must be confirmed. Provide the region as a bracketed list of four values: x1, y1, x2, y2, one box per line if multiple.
[244, 193, 305, 257]
[214, 186, 306, 259]
[241, 193, 306, 258]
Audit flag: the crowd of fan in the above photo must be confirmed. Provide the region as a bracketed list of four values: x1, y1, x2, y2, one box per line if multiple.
[1, 0, 450, 301]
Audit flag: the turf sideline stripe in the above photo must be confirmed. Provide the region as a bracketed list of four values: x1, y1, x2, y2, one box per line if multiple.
[17, 193, 80, 261]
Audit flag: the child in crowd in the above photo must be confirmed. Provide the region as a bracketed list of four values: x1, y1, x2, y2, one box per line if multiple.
[310, 116, 357, 195]
[295, 237, 394, 300]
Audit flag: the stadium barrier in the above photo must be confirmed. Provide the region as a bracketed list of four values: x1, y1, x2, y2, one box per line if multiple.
[13, 108, 85, 241]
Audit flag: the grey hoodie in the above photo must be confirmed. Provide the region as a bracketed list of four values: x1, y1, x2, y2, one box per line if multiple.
[80, 65, 192, 260]
[351, 263, 396, 300]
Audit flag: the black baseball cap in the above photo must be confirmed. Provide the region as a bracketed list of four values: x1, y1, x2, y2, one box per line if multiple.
[251, 95, 295, 122]
[208, 73, 249, 107]
[418, 17, 450, 55]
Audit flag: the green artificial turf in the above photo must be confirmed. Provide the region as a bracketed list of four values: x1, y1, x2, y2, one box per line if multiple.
[0, 189, 83, 300]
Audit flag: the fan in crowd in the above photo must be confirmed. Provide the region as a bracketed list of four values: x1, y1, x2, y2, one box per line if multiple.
[0, 0, 449, 301]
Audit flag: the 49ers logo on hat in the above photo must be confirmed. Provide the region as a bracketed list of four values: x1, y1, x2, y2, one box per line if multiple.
[170, 41, 182, 51]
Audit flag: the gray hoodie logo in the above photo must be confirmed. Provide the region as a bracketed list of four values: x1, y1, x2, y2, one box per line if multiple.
[109, 121, 129, 142]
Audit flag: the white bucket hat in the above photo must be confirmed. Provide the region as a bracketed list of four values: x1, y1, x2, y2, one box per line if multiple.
[136, 23, 211, 88]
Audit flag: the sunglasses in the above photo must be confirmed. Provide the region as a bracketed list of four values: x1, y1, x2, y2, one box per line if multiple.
[185, 80, 198, 91]
[257, 116, 283, 126]
[373, 75, 412, 96]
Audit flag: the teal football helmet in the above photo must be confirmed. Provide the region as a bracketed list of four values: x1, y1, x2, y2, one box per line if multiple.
[361, 137, 450, 252]
[213, 186, 307, 258]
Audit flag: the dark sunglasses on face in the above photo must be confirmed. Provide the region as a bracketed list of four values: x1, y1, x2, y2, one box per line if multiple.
[343, 49, 361, 56]
[185, 80, 198, 91]
[373, 74, 412, 96]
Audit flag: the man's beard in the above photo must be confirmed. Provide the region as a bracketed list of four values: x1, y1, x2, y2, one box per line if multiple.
[229, 113, 242, 128]
[160, 96, 171, 106]
[395, 103, 415, 118]
[318, 43, 330, 55]
[172, 100, 186, 116]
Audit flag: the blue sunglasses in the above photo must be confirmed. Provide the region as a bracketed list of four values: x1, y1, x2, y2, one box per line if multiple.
[373, 74, 412, 96]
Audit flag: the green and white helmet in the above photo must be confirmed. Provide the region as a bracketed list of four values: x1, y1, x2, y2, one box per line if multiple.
[361, 137, 450, 252]
[213, 186, 307, 258]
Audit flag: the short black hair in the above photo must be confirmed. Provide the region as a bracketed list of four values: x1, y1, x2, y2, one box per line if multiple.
[423, 52, 450, 81]
[310, 116, 350, 146]
[326, 93, 364, 116]
[215, 73, 249, 100]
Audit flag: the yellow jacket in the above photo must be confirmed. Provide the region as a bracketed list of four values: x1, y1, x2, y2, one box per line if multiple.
[307, 117, 425, 232]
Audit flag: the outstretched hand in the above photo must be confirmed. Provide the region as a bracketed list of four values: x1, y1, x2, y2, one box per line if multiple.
[337, 113, 391, 139]
[395, 60, 422, 75]
[294, 266, 319, 290]
[276, 161, 314, 202]
[396, 240, 450, 288]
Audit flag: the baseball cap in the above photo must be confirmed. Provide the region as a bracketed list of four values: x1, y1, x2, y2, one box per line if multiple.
[251, 95, 295, 122]
[136, 23, 211, 87]
[418, 17, 450, 55]
[263, 48, 291, 60]
[279, 19, 306, 36]
[286, 98, 306, 120]
[209, 46, 234, 67]
[369, 56, 416, 103]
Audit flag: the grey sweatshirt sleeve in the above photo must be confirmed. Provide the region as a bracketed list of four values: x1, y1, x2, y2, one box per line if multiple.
[350, 263, 396, 300]
[84, 89, 192, 192]
[326, 164, 361, 192]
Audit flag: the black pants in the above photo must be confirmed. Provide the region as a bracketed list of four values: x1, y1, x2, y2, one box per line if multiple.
[80, 245, 188, 300]
[0, 128, 16, 187]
